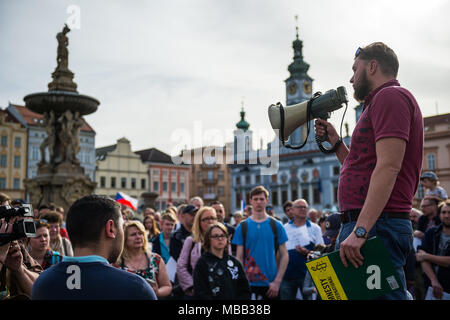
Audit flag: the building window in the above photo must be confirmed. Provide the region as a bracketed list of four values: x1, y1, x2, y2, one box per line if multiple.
[218, 171, 224, 180]
[333, 184, 339, 204]
[171, 182, 176, 192]
[1, 136, 7, 146]
[281, 190, 288, 205]
[153, 181, 159, 192]
[0, 155, 6, 167]
[111, 177, 116, 188]
[121, 177, 126, 188]
[427, 153, 436, 170]
[236, 176, 241, 185]
[198, 187, 203, 195]
[180, 182, 185, 193]
[153, 169, 159, 176]
[198, 171, 202, 180]
[14, 155, 20, 168]
[271, 191, 278, 206]
[208, 171, 214, 181]
[313, 184, 321, 204]
[14, 137, 21, 148]
[32, 146, 40, 161]
[163, 170, 168, 177]
[291, 189, 298, 201]
[13, 178, 20, 190]
[255, 175, 261, 184]
[246, 175, 251, 185]
[163, 182, 168, 192]
[235, 192, 241, 208]
[131, 178, 136, 189]
[302, 188, 309, 203]
[218, 186, 224, 196]
[100, 176, 106, 188]
[141, 179, 146, 189]
[0, 178, 5, 189]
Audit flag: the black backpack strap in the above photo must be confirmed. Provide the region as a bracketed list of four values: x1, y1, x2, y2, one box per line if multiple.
[241, 220, 248, 263]
[269, 217, 279, 254]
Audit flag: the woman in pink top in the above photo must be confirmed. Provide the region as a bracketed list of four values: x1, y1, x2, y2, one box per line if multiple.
[176, 206, 219, 298]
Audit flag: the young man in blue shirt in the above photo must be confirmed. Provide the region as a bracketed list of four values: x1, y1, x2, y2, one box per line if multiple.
[233, 186, 289, 300]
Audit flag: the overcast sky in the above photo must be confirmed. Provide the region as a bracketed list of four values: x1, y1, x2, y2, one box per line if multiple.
[1, 0, 449, 156]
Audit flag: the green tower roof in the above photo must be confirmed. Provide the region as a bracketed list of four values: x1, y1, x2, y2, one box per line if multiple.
[287, 22, 310, 78]
[236, 107, 250, 132]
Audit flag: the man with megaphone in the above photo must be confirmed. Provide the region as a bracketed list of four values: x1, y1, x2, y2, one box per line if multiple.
[314, 42, 423, 300]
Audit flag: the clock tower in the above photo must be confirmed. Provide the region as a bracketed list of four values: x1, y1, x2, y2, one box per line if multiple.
[284, 19, 313, 146]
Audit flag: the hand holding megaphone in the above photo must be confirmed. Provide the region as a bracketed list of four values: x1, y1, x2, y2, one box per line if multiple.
[314, 118, 340, 146]
[268, 86, 348, 153]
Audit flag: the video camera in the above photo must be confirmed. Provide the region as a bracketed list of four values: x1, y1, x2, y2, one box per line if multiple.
[0, 204, 37, 246]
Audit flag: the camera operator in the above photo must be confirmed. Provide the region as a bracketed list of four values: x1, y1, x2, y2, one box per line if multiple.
[0, 196, 42, 299]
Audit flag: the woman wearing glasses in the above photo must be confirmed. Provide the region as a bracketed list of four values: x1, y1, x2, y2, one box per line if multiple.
[193, 223, 250, 300]
[177, 206, 220, 298]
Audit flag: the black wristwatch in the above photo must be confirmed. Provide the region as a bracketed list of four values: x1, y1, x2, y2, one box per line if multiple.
[353, 226, 368, 239]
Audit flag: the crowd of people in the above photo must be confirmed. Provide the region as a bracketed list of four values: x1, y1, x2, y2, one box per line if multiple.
[0, 170, 447, 300]
[1, 41, 449, 301]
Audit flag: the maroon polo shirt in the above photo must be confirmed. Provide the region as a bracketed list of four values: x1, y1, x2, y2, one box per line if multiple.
[338, 79, 424, 212]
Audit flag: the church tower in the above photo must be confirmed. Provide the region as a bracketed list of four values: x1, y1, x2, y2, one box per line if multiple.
[233, 105, 253, 163]
[284, 17, 313, 146]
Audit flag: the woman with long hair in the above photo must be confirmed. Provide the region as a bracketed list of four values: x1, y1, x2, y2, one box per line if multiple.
[115, 220, 171, 298]
[176, 206, 223, 298]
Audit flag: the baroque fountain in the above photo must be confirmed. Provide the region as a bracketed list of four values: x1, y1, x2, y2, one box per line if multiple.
[24, 24, 99, 212]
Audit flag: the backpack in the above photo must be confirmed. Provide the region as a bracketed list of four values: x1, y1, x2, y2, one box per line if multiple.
[240, 217, 279, 263]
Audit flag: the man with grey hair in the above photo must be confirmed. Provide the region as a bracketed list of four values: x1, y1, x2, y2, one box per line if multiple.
[189, 196, 204, 209]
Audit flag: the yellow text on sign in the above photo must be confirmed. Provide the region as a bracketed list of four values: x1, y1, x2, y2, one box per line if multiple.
[307, 256, 348, 300]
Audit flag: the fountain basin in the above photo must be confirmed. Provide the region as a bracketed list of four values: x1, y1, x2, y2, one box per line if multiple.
[24, 90, 100, 116]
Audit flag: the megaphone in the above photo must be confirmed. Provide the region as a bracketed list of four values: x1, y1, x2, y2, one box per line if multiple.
[268, 86, 348, 153]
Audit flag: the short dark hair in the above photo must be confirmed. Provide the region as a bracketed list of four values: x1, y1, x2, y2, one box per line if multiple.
[358, 42, 399, 77]
[250, 185, 269, 199]
[283, 201, 293, 212]
[66, 195, 121, 248]
[40, 211, 62, 225]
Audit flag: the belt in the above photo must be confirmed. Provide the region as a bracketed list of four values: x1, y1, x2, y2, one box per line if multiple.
[340, 209, 410, 224]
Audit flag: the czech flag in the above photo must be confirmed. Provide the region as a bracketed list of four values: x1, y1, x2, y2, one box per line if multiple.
[115, 192, 138, 211]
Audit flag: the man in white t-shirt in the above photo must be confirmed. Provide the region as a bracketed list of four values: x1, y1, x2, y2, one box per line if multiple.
[281, 199, 323, 300]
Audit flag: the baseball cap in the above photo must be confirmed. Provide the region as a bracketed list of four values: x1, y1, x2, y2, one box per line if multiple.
[420, 171, 438, 181]
[183, 204, 198, 215]
[323, 213, 341, 238]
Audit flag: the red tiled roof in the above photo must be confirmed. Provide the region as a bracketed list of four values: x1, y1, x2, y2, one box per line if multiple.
[12, 104, 95, 132]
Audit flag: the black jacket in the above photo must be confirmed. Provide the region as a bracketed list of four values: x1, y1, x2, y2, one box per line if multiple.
[193, 251, 250, 300]
[169, 225, 191, 262]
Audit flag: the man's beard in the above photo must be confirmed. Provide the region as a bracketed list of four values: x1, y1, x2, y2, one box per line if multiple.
[353, 70, 371, 102]
[108, 238, 123, 264]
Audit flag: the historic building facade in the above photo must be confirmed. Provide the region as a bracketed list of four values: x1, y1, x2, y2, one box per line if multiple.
[0, 108, 28, 200]
[136, 147, 190, 211]
[7, 103, 96, 181]
[413, 112, 450, 207]
[95, 137, 149, 201]
[180, 145, 233, 215]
